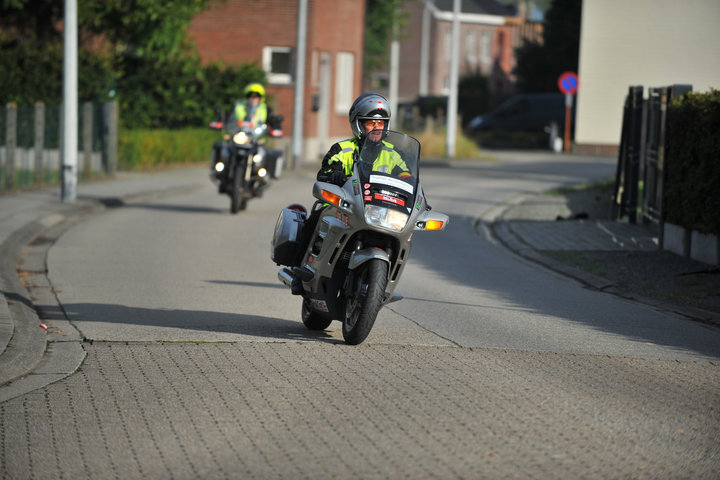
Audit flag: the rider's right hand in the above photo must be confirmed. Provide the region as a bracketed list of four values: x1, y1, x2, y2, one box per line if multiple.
[329, 170, 346, 186]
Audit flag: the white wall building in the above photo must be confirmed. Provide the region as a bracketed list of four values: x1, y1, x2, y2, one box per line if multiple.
[575, 0, 720, 153]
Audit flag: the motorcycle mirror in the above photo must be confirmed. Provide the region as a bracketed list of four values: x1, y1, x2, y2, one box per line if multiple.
[268, 114, 283, 128]
[212, 106, 224, 121]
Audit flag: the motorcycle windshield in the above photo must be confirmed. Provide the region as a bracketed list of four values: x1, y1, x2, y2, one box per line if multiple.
[356, 130, 420, 213]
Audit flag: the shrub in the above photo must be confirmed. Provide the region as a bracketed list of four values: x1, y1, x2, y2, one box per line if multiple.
[118, 127, 220, 169]
[664, 89, 720, 234]
[411, 127, 483, 159]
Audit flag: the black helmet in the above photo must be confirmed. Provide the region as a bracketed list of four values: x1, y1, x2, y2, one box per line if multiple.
[349, 93, 391, 139]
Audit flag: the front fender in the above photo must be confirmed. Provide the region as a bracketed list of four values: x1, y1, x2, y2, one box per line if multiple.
[349, 248, 390, 271]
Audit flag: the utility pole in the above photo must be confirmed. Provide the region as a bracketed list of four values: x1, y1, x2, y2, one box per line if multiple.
[389, 23, 399, 129]
[62, 0, 78, 202]
[445, 0, 460, 158]
[419, 1, 431, 96]
[292, 0, 308, 169]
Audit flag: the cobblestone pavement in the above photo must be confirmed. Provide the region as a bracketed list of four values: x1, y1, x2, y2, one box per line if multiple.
[2, 342, 718, 479]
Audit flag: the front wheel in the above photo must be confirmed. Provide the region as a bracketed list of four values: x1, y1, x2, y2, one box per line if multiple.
[343, 259, 388, 345]
[301, 298, 332, 330]
[230, 163, 247, 213]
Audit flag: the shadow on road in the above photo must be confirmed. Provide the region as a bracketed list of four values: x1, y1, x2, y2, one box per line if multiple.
[205, 279, 287, 289]
[61, 303, 341, 344]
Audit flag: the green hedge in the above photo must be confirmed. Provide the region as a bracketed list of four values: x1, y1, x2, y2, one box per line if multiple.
[664, 89, 720, 234]
[118, 128, 220, 169]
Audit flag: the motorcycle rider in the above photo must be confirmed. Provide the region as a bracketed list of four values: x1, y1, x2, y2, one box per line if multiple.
[211, 82, 276, 185]
[229, 82, 271, 126]
[317, 92, 410, 185]
[291, 92, 410, 294]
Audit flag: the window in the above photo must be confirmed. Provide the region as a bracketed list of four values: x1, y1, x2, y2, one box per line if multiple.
[335, 52, 354, 113]
[263, 46, 293, 84]
[465, 30, 477, 65]
[480, 30, 492, 65]
[444, 28, 452, 61]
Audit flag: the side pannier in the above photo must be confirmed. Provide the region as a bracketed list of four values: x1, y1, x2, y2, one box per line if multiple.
[271, 205, 307, 266]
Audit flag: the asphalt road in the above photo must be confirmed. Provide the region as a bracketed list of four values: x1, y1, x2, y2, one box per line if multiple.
[2, 156, 719, 479]
[47, 156, 720, 360]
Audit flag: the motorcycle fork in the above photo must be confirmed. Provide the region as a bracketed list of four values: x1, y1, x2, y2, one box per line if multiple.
[343, 240, 377, 299]
[243, 156, 252, 182]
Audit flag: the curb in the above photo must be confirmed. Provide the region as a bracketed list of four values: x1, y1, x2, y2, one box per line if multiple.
[0, 202, 99, 400]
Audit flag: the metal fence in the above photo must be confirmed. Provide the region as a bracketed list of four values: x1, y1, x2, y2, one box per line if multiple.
[0, 101, 118, 192]
[612, 84, 692, 226]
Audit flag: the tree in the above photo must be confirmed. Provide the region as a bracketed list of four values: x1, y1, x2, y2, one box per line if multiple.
[1, 1, 85, 103]
[458, 69, 490, 126]
[364, 0, 407, 83]
[0, 0, 267, 128]
[514, 0, 582, 93]
[78, 0, 216, 62]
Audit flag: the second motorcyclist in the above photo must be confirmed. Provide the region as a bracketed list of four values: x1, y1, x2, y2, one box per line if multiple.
[230, 82, 271, 126]
[212, 83, 273, 172]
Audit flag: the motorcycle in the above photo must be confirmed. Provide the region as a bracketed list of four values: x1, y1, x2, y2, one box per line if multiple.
[271, 131, 449, 345]
[209, 114, 284, 213]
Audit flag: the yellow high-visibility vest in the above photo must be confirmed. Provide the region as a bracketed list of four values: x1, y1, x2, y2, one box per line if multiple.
[234, 102, 268, 125]
[330, 139, 408, 176]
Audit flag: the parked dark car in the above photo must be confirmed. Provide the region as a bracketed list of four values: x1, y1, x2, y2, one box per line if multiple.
[466, 92, 573, 151]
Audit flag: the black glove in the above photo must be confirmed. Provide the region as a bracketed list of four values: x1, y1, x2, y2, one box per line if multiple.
[330, 170, 346, 186]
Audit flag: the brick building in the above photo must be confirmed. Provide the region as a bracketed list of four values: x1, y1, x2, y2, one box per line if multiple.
[188, 0, 366, 163]
[368, 0, 541, 125]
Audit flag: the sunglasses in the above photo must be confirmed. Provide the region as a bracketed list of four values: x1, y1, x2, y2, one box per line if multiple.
[363, 119, 385, 126]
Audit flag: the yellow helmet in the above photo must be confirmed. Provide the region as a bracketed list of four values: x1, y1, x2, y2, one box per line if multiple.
[244, 83, 265, 98]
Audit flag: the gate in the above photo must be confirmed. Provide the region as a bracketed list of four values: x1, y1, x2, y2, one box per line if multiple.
[613, 84, 692, 225]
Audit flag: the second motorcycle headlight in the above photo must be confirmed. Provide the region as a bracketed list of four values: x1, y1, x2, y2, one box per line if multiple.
[364, 205, 409, 232]
[233, 131, 249, 144]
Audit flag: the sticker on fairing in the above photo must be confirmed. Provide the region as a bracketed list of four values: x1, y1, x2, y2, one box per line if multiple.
[369, 174, 414, 194]
[310, 299, 329, 312]
[335, 210, 350, 225]
[374, 193, 405, 206]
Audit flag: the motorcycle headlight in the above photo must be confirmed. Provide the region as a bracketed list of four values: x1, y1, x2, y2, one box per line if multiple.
[214, 162, 225, 172]
[258, 168, 267, 178]
[233, 131, 249, 144]
[364, 205, 409, 232]
[253, 153, 264, 164]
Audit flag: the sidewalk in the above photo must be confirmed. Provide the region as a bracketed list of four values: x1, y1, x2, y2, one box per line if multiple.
[490, 189, 720, 325]
[0, 168, 210, 400]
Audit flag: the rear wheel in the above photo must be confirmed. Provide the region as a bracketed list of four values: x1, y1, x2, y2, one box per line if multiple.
[342, 259, 388, 345]
[301, 298, 332, 330]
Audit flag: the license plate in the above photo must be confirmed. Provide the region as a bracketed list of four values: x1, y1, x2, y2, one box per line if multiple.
[310, 299, 329, 312]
